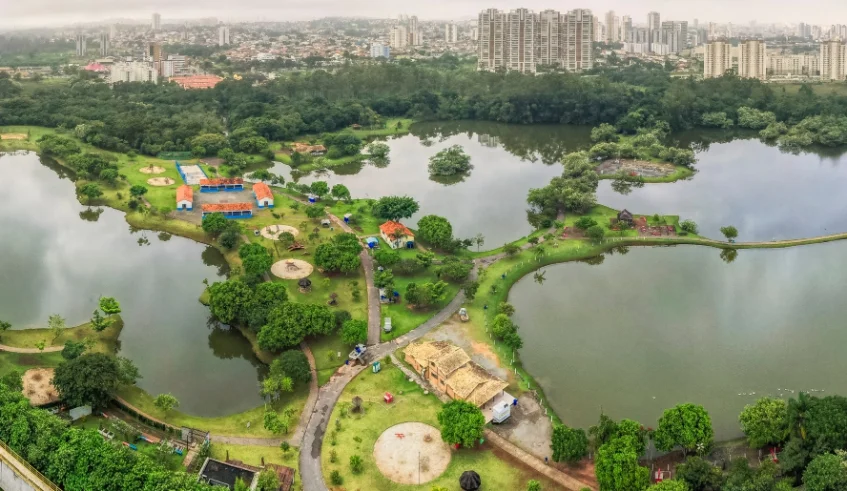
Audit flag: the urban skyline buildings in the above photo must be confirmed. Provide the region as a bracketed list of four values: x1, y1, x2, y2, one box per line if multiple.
[477, 7, 594, 74]
[152, 13, 161, 31]
[218, 24, 230, 46]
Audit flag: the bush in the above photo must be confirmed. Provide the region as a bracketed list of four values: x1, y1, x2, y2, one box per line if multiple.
[330, 470, 343, 485]
[586, 225, 605, 242]
[349, 455, 363, 474]
[679, 220, 698, 235]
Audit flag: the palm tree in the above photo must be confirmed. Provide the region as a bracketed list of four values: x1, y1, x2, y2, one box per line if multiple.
[788, 392, 813, 440]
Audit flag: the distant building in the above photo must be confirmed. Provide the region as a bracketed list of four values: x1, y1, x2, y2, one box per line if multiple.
[152, 12, 161, 31]
[98, 33, 109, 57]
[661, 20, 688, 54]
[738, 40, 767, 80]
[75, 34, 86, 57]
[162, 55, 188, 77]
[253, 182, 274, 208]
[110, 62, 158, 84]
[445, 22, 459, 44]
[648, 11, 661, 46]
[704, 40, 733, 78]
[218, 25, 230, 46]
[562, 9, 594, 72]
[200, 203, 252, 219]
[379, 221, 415, 249]
[820, 39, 847, 81]
[604, 10, 619, 43]
[389, 25, 408, 49]
[176, 185, 193, 211]
[408, 15, 422, 46]
[370, 43, 390, 59]
[767, 52, 819, 77]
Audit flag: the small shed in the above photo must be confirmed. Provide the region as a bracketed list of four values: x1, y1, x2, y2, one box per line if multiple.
[176, 185, 193, 211]
[253, 182, 274, 208]
[617, 209, 634, 224]
[69, 405, 92, 421]
[379, 221, 415, 250]
[365, 237, 379, 249]
[343, 213, 352, 223]
[307, 194, 317, 203]
[321, 219, 331, 227]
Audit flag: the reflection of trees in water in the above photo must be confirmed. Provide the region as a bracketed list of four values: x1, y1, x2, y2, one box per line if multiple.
[157, 232, 172, 242]
[720, 248, 738, 264]
[429, 173, 467, 186]
[78, 207, 104, 222]
[207, 321, 268, 382]
[672, 128, 847, 160]
[38, 155, 76, 181]
[411, 121, 593, 165]
[201, 246, 230, 277]
[578, 254, 605, 266]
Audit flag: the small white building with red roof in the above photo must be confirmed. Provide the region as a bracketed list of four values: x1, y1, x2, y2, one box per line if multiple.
[253, 182, 274, 208]
[176, 185, 193, 211]
[379, 221, 415, 249]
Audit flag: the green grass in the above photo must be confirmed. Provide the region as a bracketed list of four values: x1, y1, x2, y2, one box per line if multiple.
[0, 352, 65, 377]
[597, 163, 695, 183]
[118, 384, 309, 438]
[210, 443, 301, 488]
[328, 200, 382, 237]
[380, 274, 461, 342]
[1, 317, 123, 354]
[320, 364, 559, 490]
[73, 415, 185, 470]
[308, 335, 351, 386]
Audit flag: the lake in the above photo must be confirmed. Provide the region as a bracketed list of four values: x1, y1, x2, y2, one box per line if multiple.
[510, 243, 847, 439]
[276, 124, 847, 243]
[0, 152, 265, 416]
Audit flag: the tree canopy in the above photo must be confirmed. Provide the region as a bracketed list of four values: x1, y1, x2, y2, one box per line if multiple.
[416, 215, 454, 250]
[654, 403, 714, 455]
[372, 196, 419, 221]
[428, 144, 473, 177]
[437, 400, 485, 448]
[53, 353, 121, 408]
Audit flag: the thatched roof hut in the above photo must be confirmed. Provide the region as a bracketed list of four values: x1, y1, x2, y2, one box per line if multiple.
[460, 470, 481, 491]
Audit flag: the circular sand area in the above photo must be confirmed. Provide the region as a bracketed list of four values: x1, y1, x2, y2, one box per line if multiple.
[373, 422, 451, 484]
[270, 259, 314, 280]
[147, 177, 175, 186]
[138, 166, 166, 174]
[261, 224, 300, 241]
[23, 368, 59, 406]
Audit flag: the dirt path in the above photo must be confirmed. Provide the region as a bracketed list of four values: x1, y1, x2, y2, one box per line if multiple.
[0, 343, 62, 354]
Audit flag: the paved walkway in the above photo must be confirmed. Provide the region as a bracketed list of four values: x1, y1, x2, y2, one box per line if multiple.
[0, 343, 62, 354]
[484, 429, 597, 491]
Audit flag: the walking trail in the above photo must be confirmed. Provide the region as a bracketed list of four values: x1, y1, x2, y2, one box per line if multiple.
[0, 343, 62, 354]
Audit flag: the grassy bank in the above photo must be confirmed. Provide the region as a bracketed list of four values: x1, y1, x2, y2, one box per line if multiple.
[1, 316, 124, 353]
[597, 162, 695, 183]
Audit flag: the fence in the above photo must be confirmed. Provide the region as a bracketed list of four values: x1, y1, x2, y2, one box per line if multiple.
[0, 439, 62, 491]
[157, 151, 193, 160]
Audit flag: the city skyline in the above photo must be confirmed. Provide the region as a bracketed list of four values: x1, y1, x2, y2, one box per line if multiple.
[5, 1, 847, 30]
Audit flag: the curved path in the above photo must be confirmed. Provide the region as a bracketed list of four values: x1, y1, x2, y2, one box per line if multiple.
[609, 231, 847, 250]
[0, 343, 62, 354]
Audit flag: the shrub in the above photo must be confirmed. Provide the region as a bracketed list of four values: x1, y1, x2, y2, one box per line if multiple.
[349, 455, 363, 474]
[330, 470, 343, 485]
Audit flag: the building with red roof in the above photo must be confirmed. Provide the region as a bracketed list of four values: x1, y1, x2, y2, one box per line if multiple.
[201, 203, 253, 219]
[379, 221, 415, 249]
[199, 178, 244, 192]
[169, 75, 224, 90]
[253, 182, 274, 208]
[176, 185, 193, 211]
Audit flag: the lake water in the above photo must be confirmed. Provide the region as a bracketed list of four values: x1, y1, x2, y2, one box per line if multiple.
[0, 152, 265, 416]
[271, 121, 592, 246]
[511, 243, 847, 439]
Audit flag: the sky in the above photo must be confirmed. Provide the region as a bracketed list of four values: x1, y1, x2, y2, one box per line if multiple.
[2, 0, 846, 30]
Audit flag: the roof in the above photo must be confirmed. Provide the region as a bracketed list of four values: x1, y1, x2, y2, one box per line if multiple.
[83, 63, 108, 72]
[618, 209, 633, 219]
[201, 203, 253, 212]
[168, 75, 223, 89]
[266, 463, 296, 491]
[198, 458, 257, 488]
[432, 349, 471, 377]
[405, 341, 460, 367]
[253, 182, 273, 201]
[379, 221, 414, 238]
[200, 177, 244, 186]
[176, 185, 193, 203]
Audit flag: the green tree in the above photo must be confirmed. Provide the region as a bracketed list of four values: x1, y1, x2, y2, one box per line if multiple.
[591, 123, 620, 143]
[574, 216, 598, 230]
[330, 470, 343, 485]
[90, 309, 110, 332]
[675, 456, 723, 491]
[474, 233, 485, 251]
[437, 400, 485, 447]
[331, 184, 351, 201]
[739, 397, 788, 448]
[310, 180, 329, 198]
[256, 470, 280, 491]
[803, 452, 847, 491]
[463, 280, 480, 300]
[428, 144, 473, 177]
[53, 353, 121, 408]
[116, 356, 141, 386]
[527, 480, 542, 491]
[98, 296, 121, 315]
[551, 424, 589, 463]
[435, 256, 472, 283]
[595, 435, 650, 491]
[374, 248, 400, 267]
[527, 152, 599, 224]
[239, 243, 273, 278]
[47, 314, 65, 341]
[720, 225, 738, 241]
[0, 320, 10, 336]
[153, 393, 180, 412]
[61, 340, 87, 360]
[0, 370, 22, 392]
[654, 403, 714, 455]
[372, 196, 420, 221]
[504, 243, 520, 256]
[586, 225, 605, 242]
[208, 279, 253, 324]
[129, 185, 148, 197]
[276, 349, 311, 385]
[349, 455, 364, 474]
[650, 481, 689, 491]
[497, 302, 516, 316]
[679, 220, 699, 235]
[202, 212, 229, 236]
[341, 319, 368, 345]
[99, 168, 118, 185]
[259, 303, 335, 350]
[367, 142, 390, 158]
[405, 281, 448, 309]
[416, 215, 454, 250]
[78, 182, 103, 203]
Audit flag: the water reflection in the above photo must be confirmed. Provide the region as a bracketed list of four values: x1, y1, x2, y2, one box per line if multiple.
[0, 152, 262, 416]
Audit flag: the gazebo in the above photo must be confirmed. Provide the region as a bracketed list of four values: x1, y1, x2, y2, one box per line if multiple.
[298, 278, 312, 293]
[460, 470, 481, 491]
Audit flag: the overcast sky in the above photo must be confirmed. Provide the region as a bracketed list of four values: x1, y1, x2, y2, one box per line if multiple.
[2, 0, 845, 29]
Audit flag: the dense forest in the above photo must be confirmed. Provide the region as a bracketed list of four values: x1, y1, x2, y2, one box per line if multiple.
[3, 62, 847, 156]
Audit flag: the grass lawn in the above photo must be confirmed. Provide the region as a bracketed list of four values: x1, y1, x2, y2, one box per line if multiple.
[308, 335, 351, 386]
[210, 443, 301, 488]
[0, 352, 64, 378]
[118, 383, 309, 439]
[380, 275, 461, 342]
[597, 163, 695, 183]
[1, 317, 123, 354]
[321, 363, 559, 490]
[328, 200, 382, 237]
